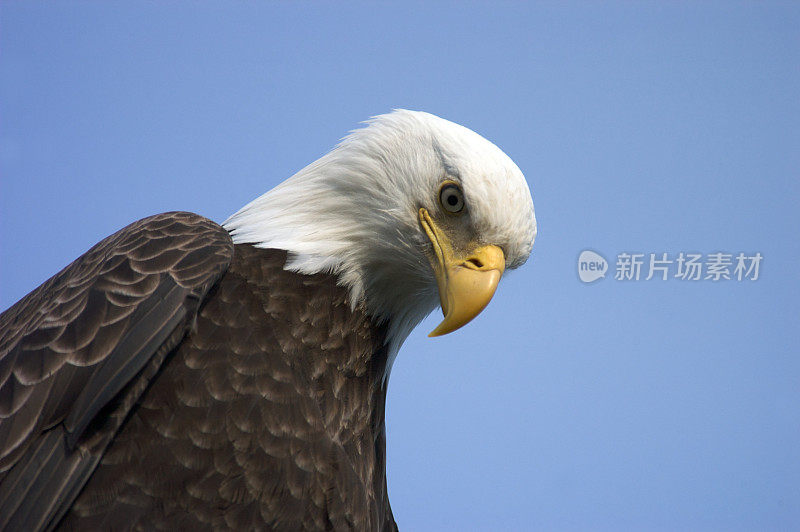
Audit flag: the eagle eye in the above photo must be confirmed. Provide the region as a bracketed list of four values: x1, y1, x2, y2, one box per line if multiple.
[439, 183, 465, 214]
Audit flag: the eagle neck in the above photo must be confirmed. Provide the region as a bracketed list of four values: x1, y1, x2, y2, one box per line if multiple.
[223, 150, 440, 373]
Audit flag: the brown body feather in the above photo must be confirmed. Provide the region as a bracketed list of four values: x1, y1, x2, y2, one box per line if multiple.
[0, 212, 397, 531]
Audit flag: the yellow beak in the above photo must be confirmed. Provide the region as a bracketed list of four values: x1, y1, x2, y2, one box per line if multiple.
[419, 208, 506, 337]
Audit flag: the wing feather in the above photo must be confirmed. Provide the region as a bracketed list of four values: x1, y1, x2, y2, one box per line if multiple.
[0, 211, 233, 531]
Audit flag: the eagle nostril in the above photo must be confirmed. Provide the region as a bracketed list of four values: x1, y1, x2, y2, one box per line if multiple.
[466, 258, 484, 269]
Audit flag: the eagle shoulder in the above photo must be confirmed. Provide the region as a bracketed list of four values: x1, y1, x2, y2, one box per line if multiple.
[0, 211, 233, 531]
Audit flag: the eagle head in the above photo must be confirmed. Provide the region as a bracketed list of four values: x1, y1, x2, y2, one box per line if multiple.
[225, 110, 536, 352]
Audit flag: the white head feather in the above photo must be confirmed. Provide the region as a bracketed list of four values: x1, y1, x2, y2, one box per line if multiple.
[224, 110, 536, 360]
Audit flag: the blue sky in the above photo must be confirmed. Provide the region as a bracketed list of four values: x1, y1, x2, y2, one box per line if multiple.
[1, 2, 798, 530]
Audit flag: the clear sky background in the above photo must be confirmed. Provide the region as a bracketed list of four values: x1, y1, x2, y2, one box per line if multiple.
[1, 3, 798, 530]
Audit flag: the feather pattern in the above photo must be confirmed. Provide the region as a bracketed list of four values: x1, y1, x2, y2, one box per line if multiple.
[0, 215, 396, 530]
[59, 245, 396, 531]
[0, 212, 233, 530]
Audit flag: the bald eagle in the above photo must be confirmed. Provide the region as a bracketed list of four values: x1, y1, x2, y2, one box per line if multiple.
[0, 110, 536, 530]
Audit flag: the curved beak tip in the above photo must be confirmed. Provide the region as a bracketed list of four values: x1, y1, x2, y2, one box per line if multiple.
[428, 246, 505, 337]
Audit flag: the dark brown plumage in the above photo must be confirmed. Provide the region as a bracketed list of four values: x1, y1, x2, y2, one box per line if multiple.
[0, 212, 396, 530]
